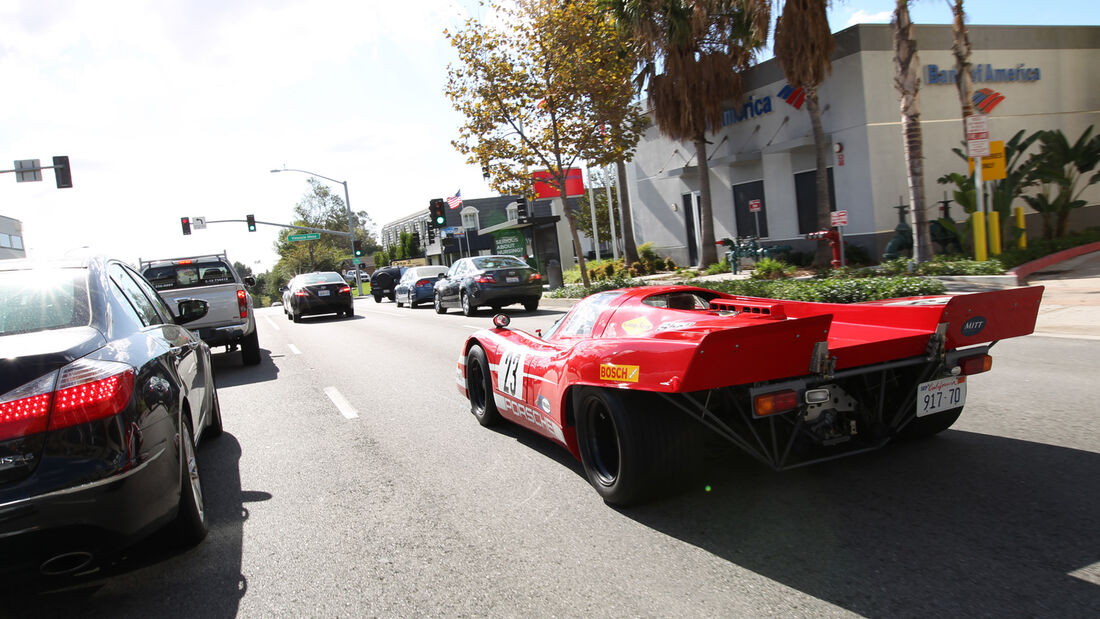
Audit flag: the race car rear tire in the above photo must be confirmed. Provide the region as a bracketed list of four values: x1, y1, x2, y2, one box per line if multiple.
[466, 345, 501, 427]
[575, 387, 699, 506]
[899, 407, 963, 440]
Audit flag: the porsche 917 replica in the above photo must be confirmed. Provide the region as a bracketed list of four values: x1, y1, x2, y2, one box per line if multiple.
[457, 285, 1044, 505]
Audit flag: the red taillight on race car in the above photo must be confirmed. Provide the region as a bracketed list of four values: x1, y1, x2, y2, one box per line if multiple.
[476, 274, 496, 284]
[957, 354, 992, 376]
[0, 360, 135, 441]
[754, 389, 799, 417]
[528, 273, 542, 282]
[237, 289, 249, 318]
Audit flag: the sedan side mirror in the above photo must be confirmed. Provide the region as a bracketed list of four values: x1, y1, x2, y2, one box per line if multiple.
[175, 298, 209, 325]
[244, 276, 257, 287]
[438, 273, 448, 280]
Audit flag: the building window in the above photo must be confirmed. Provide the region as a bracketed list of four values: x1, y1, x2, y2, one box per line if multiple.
[0, 233, 10, 248]
[794, 168, 837, 234]
[732, 181, 768, 238]
[11, 235, 21, 250]
[507, 203, 518, 222]
[461, 207, 479, 230]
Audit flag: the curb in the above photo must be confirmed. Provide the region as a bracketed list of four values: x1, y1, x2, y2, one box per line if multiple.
[1007, 241, 1100, 285]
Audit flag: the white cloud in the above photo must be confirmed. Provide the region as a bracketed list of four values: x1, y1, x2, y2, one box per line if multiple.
[847, 9, 893, 26]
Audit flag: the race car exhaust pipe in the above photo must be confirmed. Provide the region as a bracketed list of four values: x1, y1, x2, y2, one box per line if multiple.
[39, 551, 94, 576]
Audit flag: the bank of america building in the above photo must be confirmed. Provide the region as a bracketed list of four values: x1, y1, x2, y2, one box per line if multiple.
[624, 24, 1099, 266]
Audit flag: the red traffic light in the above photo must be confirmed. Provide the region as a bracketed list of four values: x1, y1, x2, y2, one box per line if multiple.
[181, 217, 192, 236]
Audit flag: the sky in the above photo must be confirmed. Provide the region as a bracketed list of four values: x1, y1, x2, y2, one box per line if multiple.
[1, 0, 1095, 273]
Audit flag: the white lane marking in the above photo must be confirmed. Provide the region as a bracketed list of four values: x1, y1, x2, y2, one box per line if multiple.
[264, 315, 281, 331]
[324, 386, 359, 419]
[462, 324, 482, 330]
[288, 344, 302, 355]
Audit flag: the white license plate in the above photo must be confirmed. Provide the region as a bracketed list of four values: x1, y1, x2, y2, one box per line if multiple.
[318, 290, 330, 296]
[506, 276, 519, 283]
[916, 376, 967, 417]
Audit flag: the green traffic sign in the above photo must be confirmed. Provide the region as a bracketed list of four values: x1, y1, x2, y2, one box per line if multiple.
[288, 233, 321, 241]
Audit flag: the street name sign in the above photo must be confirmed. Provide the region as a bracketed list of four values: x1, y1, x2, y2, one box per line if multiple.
[288, 233, 321, 241]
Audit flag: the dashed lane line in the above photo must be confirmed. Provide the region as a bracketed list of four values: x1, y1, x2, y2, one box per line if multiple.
[324, 386, 359, 419]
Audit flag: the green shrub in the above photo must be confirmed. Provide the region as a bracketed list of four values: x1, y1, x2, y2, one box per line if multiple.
[637, 242, 660, 264]
[750, 258, 796, 280]
[997, 227, 1100, 269]
[705, 259, 731, 275]
[689, 275, 945, 303]
[665, 258, 677, 270]
[915, 258, 1005, 276]
[547, 273, 649, 298]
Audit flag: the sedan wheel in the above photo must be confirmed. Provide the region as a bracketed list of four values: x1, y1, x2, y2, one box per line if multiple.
[434, 293, 447, 314]
[172, 418, 208, 546]
[461, 291, 477, 317]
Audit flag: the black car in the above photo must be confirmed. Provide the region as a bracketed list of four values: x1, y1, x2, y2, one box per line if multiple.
[0, 256, 220, 579]
[433, 255, 543, 316]
[369, 266, 405, 303]
[281, 271, 354, 321]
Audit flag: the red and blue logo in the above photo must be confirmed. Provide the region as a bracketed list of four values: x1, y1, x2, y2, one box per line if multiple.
[778, 84, 806, 110]
[972, 88, 1005, 113]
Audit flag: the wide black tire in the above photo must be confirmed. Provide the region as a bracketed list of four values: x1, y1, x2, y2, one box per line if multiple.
[387, 292, 396, 302]
[171, 417, 208, 547]
[292, 310, 302, 323]
[523, 299, 539, 312]
[465, 346, 501, 427]
[899, 407, 963, 440]
[434, 293, 447, 314]
[205, 387, 223, 438]
[241, 329, 261, 365]
[461, 291, 477, 317]
[345, 305, 354, 318]
[575, 387, 700, 506]
[374, 293, 383, 303]
[285, 307, 292, 321]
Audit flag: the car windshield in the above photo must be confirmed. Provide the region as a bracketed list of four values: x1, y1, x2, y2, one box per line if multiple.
[300, 272, 345, 285]
[0, 268, 91, 336]
[471, 256, 526, 270]
[143, 261, 233, 291]
[545, 290, 626, 339]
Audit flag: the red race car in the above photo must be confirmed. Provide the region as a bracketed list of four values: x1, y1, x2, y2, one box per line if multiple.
[456, 285, 1044, 506]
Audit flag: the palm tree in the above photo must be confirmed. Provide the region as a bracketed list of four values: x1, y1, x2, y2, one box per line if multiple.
[608, 0, 770, 267]
[892, 0, 933, 262]
[774, 0, 835, 266]
[950, 0, 975, 137]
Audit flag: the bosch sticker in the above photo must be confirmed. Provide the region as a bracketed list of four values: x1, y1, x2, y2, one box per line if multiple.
[621, 316, 653, 336]
[600, 364, 639, 383]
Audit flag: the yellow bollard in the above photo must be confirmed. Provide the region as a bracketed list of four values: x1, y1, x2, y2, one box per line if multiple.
[973, 211, 988, 261]
[1015, 206, 1027, 249]
[988, 211, 1001, 256]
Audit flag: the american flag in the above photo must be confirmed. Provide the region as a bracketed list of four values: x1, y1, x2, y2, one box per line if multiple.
[446, 190, 463, 209]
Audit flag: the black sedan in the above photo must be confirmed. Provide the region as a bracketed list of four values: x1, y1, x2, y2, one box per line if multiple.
[281, 272, 353, 322]
[433, 255, 543, 316]
[0, 256, 221, 579]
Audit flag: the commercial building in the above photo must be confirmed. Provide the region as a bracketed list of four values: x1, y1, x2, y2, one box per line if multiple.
[0, 215, 27, 259]
[624, 24, 1100, 266]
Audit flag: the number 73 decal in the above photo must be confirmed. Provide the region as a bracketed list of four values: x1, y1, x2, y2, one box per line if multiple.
[498, 349, 527, 399]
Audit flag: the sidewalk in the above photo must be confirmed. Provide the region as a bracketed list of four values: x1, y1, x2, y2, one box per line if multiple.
[541, 252, 1100, 340]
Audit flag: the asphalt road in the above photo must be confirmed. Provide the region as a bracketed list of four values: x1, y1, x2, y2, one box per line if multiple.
[8, 298, 1100, 618]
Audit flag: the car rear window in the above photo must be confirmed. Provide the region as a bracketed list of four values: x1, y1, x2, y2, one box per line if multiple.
[143, 261, 234, 291]
[472, 256, 526, 270]
[0, 268, 91, 336]
[300, 272, 345, 285]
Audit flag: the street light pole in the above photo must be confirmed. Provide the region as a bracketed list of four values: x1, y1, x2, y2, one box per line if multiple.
[271, 167, 363, 296]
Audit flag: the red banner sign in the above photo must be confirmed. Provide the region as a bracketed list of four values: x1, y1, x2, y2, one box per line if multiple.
[532, 168, 584, 198]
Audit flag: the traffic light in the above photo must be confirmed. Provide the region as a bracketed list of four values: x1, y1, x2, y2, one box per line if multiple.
[181, 216, 192, 236]
[53, 156, 72, 189]
[353, 240, 363, 256]
[426, 227, 435, 243]
[246, 214, 256, 232]
[429, 198, 446, 228]
[515, 197, 528, 222]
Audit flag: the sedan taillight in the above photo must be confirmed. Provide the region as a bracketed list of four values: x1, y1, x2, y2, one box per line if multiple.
[415, 279, 432, 288]
[0, 359, 135, 441]
[338, 286, 351, 294]
[475, 274, 496, 284]
[528, 273, 542, 282]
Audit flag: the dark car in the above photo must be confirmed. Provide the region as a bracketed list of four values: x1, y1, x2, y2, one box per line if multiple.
[434, 255, 543, 316]
[280, 272, 353, 322]
[395, 265, 448, 308]
[0, 256, 221, 579]
[369, 266, 405, 303]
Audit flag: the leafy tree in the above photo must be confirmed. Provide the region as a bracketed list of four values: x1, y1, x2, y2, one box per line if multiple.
[272, 177, 380, 277]
[892, 1, 933, 262]
[950, 0, 975, 138]
[446, 0, 646, 288]
[774, 0, 834, 266]
[607, 0, 770, 268]
[1022, 126, 1100, 238]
